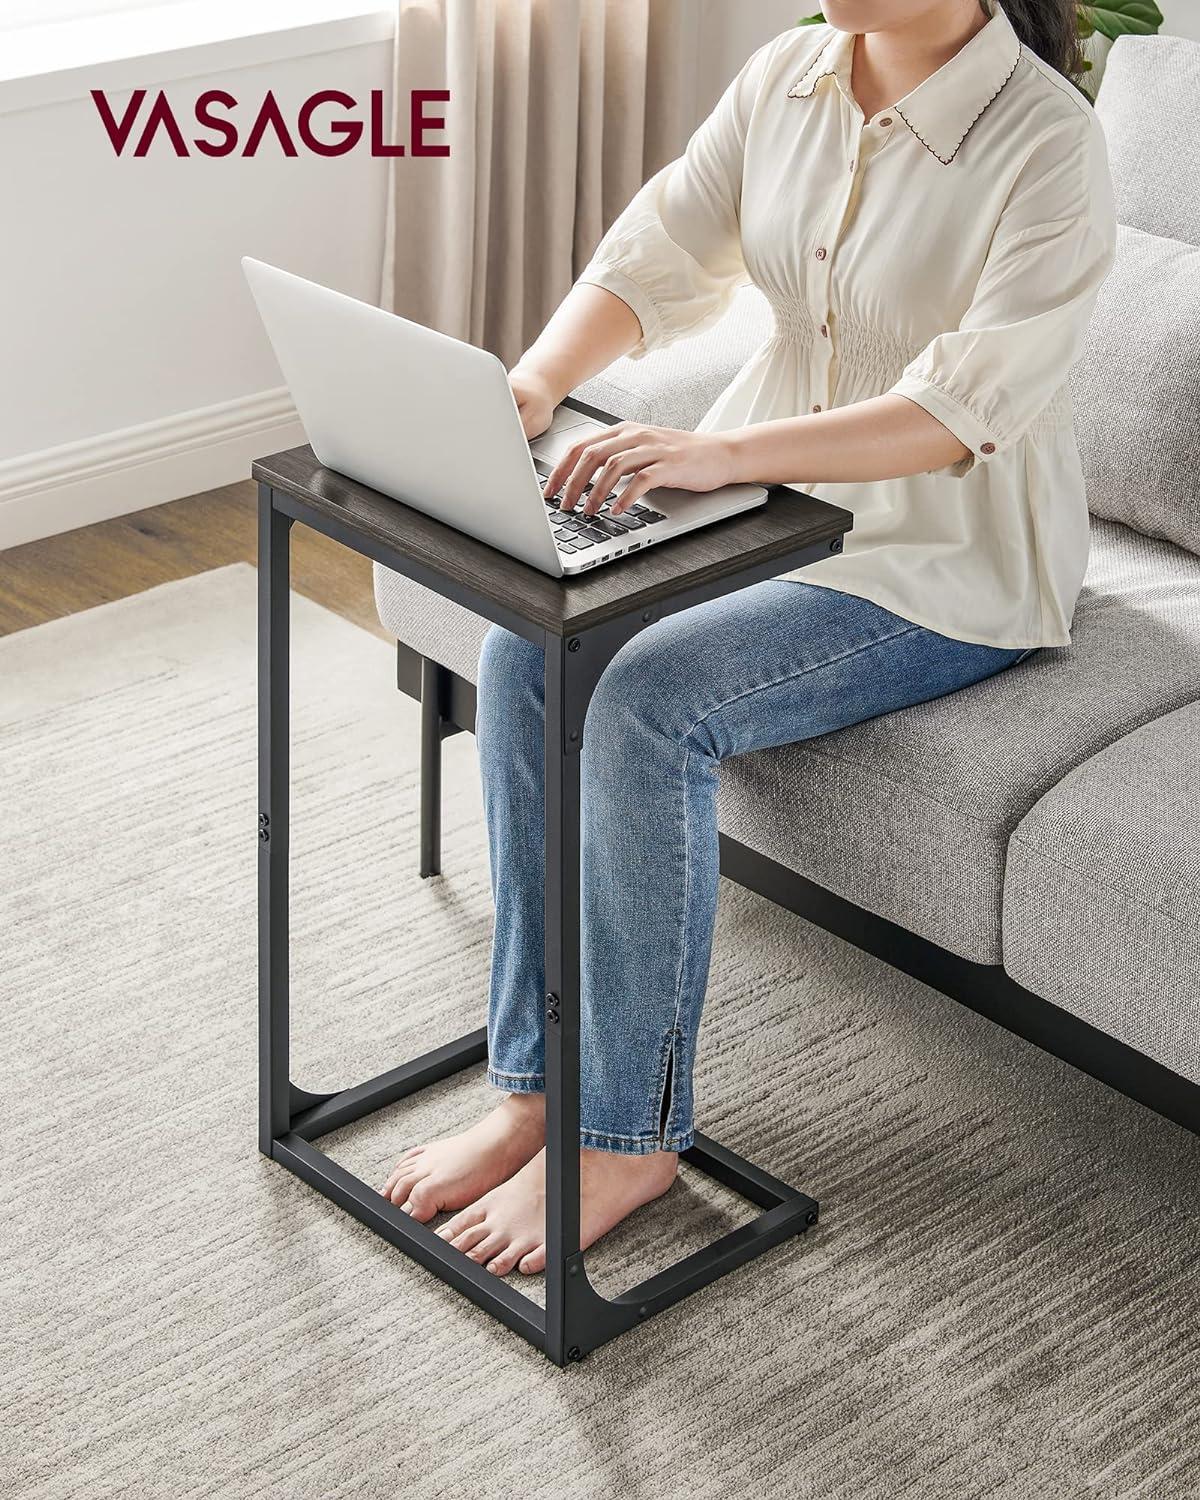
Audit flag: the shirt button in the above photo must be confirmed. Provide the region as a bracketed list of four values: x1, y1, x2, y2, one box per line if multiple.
[812, 404, 822, 413]
[981, 441, 996, 454]
[878, 115, 893, 126]
[814, 246, 827, 260]
[819, 323, 829, 337]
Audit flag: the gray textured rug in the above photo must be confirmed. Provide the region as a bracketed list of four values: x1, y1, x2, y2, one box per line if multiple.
[4, 565, 1200, 1500]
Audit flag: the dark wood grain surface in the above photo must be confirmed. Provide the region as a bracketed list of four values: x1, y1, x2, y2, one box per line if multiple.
[253, 446, 853, 636]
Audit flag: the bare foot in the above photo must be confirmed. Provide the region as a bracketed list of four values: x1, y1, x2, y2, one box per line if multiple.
[379, 1094, 545, 1222]
[434, 1146, 679, 1277]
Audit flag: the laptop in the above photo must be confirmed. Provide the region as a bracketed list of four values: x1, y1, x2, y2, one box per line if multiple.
[242, 258, 769, 577]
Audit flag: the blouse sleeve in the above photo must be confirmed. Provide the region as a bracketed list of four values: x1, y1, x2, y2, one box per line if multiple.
[888, 114, 1117, 479]
[576, 40, 778, 360]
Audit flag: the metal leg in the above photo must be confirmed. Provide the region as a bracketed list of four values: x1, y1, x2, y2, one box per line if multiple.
[258, 484, 293, 1159]
[542, 634, 583, 1365]
[419, 658, 444, 878]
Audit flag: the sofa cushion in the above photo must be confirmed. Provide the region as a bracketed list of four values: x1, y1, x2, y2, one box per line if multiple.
[1095, 34, 1200, 247]
[714, 520, 1200, 965]
[1002, 702, 1200, 1083]
[1070, 224, 1200, 555]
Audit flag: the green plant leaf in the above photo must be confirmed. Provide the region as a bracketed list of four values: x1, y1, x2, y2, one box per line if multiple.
[1079, 1, 1164, 43]
[797, 12, 824, 24]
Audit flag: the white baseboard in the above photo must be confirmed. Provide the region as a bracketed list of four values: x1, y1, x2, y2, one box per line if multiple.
[0, 388, 306, 550]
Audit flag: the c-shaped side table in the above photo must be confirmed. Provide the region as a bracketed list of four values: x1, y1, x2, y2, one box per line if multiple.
[254, 408, 853, 1365]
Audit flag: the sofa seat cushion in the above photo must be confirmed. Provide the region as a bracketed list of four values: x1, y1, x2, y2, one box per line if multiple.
[714, 520, 1200, 965]
[373, 568, 493, 685]
[1002, 703, 1200, 1082]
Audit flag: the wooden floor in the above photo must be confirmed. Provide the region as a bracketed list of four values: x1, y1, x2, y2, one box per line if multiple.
[0, 481, 388, 640]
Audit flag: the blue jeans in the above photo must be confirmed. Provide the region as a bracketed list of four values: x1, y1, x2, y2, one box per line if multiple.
[476, 580, 1035, 1156]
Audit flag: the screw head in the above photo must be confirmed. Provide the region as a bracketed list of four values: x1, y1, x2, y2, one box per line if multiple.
[829, 537, 843, 554]
[642, 611, 653, 623]
[567, 638, 581, 653]
[805, 1210, 818, 1226]
[567, 1346, 583, 1362]
[569, 731, 579, 743]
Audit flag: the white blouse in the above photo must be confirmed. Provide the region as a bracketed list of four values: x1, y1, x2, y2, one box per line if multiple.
[578, 1, 1118, 649]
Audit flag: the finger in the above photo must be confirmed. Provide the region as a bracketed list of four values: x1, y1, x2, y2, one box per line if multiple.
[545, 444, 587, 502]
[546, 424, 635, 500]
[610, 465, 665, 515]
[583, 450, 658, 516]
[560, 441, 626, 511]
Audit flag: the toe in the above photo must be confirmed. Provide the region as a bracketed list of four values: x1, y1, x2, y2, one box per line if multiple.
[449, 1223, 490, 1255]
[466, 1233, 504, 1265]
[437, 1205, 484, 1242]
[487, 1241, 534, 1277]
[403, 1182, 441, 1222]
[388, 1172, 420, 1207]
[381, 1148, 424, 1191]
[518, 1245, 547, 1275]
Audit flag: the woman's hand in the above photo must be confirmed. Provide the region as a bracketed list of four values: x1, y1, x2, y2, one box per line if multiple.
[546, 422, 739, 517]
[508, 367, 559, 442]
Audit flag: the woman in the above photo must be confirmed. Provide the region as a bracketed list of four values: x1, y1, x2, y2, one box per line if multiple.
[381, 0, 1117, 1276]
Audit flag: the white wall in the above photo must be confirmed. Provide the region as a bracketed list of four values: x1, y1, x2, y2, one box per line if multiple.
[1162, 0, 1200, 40]
[0, 34, 392, 548]
[693, 0, 802, 119]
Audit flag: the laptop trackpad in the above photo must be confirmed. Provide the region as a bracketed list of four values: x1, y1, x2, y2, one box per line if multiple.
[530, 410, 608, 466]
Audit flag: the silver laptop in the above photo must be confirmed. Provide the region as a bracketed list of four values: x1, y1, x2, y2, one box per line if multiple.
[242, 258, 769, 577]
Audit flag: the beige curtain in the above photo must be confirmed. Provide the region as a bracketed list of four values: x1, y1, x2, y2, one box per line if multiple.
[381, 0, 686, 367]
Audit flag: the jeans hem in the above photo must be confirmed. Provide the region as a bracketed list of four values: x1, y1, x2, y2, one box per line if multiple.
[580, 1127, 694, 1156]
[487, 1069, 546, 1094]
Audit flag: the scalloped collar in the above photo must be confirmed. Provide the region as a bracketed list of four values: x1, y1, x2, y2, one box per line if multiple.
[787, 2, 1022, 165]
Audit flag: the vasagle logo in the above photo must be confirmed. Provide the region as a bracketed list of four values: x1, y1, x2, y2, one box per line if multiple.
[90, 88, 450, 158]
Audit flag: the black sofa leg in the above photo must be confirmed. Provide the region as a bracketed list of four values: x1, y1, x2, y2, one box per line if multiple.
[419, 658, 445, 878]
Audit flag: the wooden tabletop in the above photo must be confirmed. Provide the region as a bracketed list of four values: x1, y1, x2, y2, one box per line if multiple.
[254, 445, 853, 637]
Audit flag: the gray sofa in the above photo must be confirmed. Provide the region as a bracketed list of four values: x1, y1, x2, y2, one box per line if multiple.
[373, 34, 1200, 1134]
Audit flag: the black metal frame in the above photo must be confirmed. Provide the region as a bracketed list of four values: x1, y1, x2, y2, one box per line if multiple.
[403, 645, 1200, 1143]
[259, 482, 836, 1367]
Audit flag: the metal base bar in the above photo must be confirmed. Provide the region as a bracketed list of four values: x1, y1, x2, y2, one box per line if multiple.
[269, 1032, 819, 1365]
[273, 1132, 546, 1352]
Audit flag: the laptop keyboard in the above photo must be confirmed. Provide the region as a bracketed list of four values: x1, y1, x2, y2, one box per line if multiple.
[532, 457, 667, 559]
[538, 490, 667, 564]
